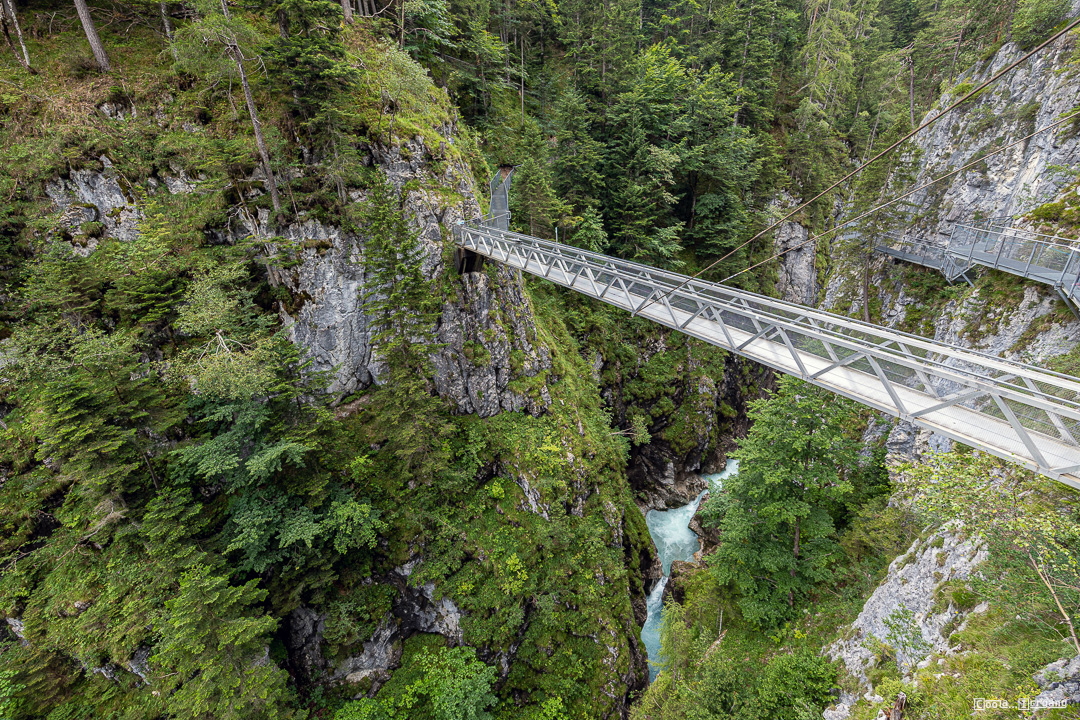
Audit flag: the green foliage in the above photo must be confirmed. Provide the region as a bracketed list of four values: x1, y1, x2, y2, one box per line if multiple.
[705, 376, 866, 627]
[359, 173, 453, 480]
[1011, 0, 1070, 48]
[0, 670, 24, 720]
[636, 602, 839, 720]
[905, 452, 1080, 655]
[882, 606, 932, 672]
[336, 644, 497, 720]
[510, 150, 570, 239]
[756, 651, 837, 720]
[154, 564, 291, 720]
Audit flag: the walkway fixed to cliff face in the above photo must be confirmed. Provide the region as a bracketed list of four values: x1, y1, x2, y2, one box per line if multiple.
[875, 222, 1080, 315]
[454, 219, 1080, 489]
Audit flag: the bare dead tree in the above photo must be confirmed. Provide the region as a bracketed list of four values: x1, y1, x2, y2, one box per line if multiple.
[228, 42, 282, 214]
[0, 0, 34, 73]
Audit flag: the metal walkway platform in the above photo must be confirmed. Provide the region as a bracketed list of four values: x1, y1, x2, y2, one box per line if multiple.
[455, 220, 1080, 489]
[876, 223, 1080, 313]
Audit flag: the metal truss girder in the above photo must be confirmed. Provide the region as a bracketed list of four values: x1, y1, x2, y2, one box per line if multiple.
[473, 228, 1080, 420]
[455, 223, 1080, 488]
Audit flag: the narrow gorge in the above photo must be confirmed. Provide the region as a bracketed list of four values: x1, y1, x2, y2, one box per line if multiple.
[1, 0, 1079, 718]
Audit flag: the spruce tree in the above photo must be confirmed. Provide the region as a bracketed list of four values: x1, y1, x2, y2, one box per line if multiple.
[705, 376, 861, 627]
[154, 564, 291, 720]
[361, 175, 452, 480]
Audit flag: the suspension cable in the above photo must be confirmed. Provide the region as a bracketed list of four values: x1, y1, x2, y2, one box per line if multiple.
[632, 16, 1080, 315]
[715, 108, 1080, 285]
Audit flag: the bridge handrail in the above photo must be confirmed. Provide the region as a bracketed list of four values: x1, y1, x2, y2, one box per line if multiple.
[462, 221, 1080, 402]
[457, 221, 1080, 485]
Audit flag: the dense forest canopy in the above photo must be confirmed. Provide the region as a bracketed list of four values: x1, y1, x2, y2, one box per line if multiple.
[0, 0, 1077, 716]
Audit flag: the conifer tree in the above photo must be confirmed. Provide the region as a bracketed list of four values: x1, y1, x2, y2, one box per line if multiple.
[361, 174, 452, 480]
[551, 89, 605, 211]
[706, 376, 861, 627]
[173, 0, 281, 213]
[571, 205, 609, 252]
[155, 564, 291, 720]
[510, 155, 568, 238]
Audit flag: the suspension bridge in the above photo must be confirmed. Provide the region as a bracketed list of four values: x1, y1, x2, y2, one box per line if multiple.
[453, 185, 1080, 489]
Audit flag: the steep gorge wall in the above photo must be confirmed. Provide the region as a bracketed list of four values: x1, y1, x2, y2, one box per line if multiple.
[802, 30, 1080, 451]
[806, 32, 1080, 719]
[40, 121, 654, 716]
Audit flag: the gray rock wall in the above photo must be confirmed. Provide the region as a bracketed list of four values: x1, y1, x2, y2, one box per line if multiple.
[272, 137, 552, 414]
[895, 29, 1080, 236]
[827, 527, 987, 685]
[42, 133, 553, 417]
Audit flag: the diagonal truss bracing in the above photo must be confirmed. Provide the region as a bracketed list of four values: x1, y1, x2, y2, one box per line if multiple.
[455, 222, 1080, 489]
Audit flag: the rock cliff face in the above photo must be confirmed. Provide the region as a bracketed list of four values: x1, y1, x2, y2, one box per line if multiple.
[815, 38, 1080, 720]
[775, 218, 817, 305]
[895, 21, 1080, 236]
[41, 131, 656, 713]
[815, 31, 1080, 454]
[590, 330, 771, 512]
[274, 137, 553, 415]
[827, 527, 988, 683]
[783, 25, 1080, 360]
[43, 134, 554, 418]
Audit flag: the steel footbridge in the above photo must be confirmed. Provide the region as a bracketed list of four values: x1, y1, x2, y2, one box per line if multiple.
[454, 217, 1080, 489]
[876, 222, 1080, 315]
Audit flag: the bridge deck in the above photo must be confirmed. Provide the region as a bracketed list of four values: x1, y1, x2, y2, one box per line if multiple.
[457, 223, 1080, 489]
[877, 223, 1080, 308]
[878, 245, 945, 271]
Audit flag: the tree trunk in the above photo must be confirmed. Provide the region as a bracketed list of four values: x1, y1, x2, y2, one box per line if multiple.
[276, 7, 289, 38]
[909, 54, 916, 129]
[732, 3, 753, 126]
[159, 0, 177, 58]
[862, 250, 871, 321]
[73, 0, 111, 71]
[1029, 551, 1080, 656]
[519, 37, 524, 129]
[1, 0, 32, 72]
[228, 45, 282, 214]
[341, 0, 353, 22]
[789, 515, 800, 608]
[884, 692, 906, 720]
[948, 27, 963, 83]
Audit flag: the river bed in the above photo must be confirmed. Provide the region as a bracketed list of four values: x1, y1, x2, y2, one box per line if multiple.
[640, 459, 739, 681]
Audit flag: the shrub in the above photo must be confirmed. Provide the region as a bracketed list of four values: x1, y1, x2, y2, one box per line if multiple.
[756, 651, 837, 720]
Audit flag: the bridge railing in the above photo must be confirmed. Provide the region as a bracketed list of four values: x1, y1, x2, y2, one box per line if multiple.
[948, 223, 1080, 301]
[457, 220, 1080, 486]
[874, 220, 1080, 307]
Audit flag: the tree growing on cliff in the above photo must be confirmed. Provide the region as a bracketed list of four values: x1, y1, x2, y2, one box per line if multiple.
[73, 0, 111, 71]
[907, 452, 1080, 656]
[360, 174, 452, 480]
[154, 563, 292, 720]
[173, 0, 281, 213]
[704, 376, 862, 627]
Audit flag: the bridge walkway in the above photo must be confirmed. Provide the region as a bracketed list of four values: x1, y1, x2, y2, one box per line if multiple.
[455, 220, 1080, 489]
[875, 223, 1080, 313]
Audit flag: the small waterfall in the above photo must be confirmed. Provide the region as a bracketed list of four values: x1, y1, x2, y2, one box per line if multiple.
[640, 459, 739, 681]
